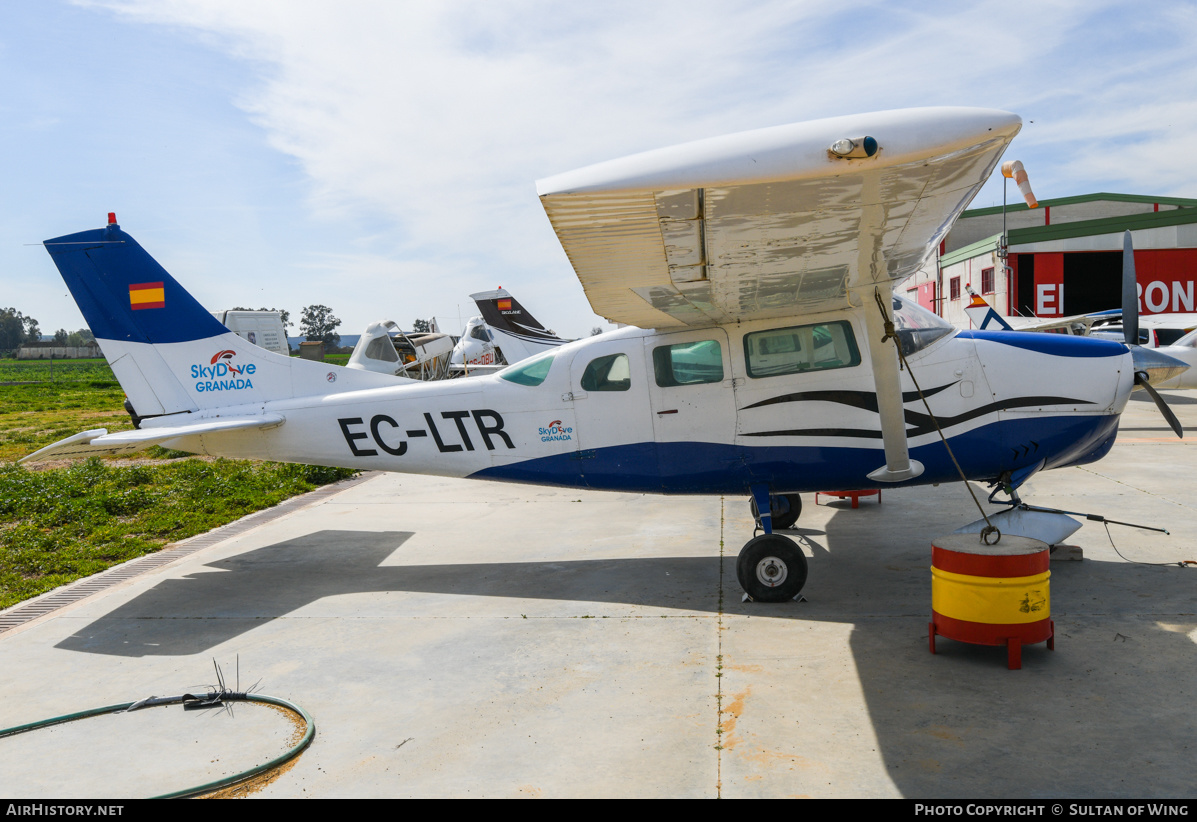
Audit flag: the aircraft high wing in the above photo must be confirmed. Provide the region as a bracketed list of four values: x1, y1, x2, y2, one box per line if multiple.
[26, 107, 1183, 603]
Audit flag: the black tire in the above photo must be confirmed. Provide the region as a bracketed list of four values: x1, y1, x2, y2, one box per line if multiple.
[736, 533, 808, 603]
[749, 493, 802, 530]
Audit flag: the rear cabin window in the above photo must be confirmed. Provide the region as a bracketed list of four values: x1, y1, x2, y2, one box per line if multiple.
[744, 322, 861, 378]
[581, 353, 630, 391]
[499, 351, 556, 386]
[652, 340, 724, 387]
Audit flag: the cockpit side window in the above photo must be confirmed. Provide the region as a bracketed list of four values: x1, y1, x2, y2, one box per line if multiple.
[365, 335, 399, 363]
[652, 340, 724, 387]
[745, 321, 860, 378]
[581, 353, 630, 391]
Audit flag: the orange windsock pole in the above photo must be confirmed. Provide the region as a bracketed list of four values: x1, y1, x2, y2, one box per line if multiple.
[1001, 160, 1038, 208]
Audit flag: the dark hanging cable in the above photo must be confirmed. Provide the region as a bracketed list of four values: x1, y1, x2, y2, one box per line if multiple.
[874, 289, 999, 544]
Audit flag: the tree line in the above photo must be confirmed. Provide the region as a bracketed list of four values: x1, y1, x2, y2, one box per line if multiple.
[2, 307, 96, 355]
[3, 303, 445, 357]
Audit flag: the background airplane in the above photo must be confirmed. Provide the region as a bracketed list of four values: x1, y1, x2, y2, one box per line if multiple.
[449, 288, 570, 373]
[23, 107, 1187, 603]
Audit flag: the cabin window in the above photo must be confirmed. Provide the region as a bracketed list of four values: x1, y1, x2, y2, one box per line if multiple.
[1155, 328, 1190, 346]
[652, 340, 724, 387]
[744, 321, 861, 378]
[499, 351, 555, 386]
[581, 353, 630, 391]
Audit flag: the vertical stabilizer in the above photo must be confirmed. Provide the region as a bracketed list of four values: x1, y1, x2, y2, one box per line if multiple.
[43, 217, 408, 420]
[469, 288, 567, 363]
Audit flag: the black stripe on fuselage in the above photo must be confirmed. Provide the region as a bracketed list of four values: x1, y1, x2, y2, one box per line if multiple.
[740, 393, 1096, 439]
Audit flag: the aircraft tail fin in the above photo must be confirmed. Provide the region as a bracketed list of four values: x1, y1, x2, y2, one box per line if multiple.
[44, 216, 406, 421]
[469, 288, 567, 363]
[963, 286, 1013, 331]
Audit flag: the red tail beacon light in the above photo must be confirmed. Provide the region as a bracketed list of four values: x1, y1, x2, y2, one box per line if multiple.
[108, 212, 118, 225]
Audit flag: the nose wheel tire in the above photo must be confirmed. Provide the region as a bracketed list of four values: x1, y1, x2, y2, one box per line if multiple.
[750, 493, 802, 530]
[736, 533, 808, 602]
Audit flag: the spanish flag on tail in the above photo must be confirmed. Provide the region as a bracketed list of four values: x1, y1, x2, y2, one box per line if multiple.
[129, 281, 165, 310]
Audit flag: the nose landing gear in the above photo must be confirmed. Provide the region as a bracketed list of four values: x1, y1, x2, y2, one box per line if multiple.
[750, 493, 802, 531]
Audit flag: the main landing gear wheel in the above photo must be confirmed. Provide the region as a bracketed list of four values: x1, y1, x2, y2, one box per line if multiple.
[750, 493, 802, 530]
[736, 533, 808, 602]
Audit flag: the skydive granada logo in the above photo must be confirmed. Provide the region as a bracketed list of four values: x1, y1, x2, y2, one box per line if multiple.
[539, 420, 573, 442]
[190, 350, 256, 392]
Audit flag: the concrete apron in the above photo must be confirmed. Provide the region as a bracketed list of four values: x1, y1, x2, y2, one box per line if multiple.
[0, 391, 1195, 798]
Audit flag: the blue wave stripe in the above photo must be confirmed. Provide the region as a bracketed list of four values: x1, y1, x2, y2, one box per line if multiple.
[959, 330, 1126, 358]
[470, 414, 1119, 494]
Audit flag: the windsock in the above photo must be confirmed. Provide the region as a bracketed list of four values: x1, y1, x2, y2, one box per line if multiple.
[1001, 160, 1038, 208]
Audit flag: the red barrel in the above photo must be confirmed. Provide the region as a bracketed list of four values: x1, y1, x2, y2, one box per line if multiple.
[928, 534, 1054, 669]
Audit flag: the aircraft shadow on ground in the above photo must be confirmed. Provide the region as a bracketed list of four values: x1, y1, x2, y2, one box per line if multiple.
[55, 529, 733, 657]
[55, 516, 1197, 795]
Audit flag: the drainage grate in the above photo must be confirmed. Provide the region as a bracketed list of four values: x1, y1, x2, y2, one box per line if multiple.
[0, 472, 376, 635]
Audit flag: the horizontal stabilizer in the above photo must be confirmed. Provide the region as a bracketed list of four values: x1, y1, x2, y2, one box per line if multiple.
[19, 415, 285, 464]
[953, 507, 1081, 546]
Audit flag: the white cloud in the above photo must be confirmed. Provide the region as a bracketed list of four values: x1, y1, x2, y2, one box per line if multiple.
[66, 0, 1197, 333]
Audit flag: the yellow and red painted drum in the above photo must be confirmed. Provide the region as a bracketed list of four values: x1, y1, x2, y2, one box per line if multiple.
[928, 534, 1054, 669]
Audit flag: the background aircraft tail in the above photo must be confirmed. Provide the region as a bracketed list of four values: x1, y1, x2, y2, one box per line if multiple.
[963, 286, 1013, 331]
[470, 288, 568, 363]
[44, 215, 405, 422]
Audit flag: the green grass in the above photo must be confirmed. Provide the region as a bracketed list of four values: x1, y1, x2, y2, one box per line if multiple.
[0, 459, 355, 609]
[0, 360, 128, 463]
[0, 357, 357, 609]
[0, 357, 115, 383]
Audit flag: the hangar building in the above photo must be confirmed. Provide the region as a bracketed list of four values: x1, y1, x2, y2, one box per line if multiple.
[905, 193, 1197, 327]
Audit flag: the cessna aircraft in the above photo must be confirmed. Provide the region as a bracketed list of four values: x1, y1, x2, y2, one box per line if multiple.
[23, 107, 1188, 602]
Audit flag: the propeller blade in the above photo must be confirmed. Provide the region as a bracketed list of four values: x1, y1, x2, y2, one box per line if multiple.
[1122, 230, 1139, 346]
[1135, 372, 1184, 438]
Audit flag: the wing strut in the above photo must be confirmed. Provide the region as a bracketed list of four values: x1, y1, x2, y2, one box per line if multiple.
[863, 283, 924, 483]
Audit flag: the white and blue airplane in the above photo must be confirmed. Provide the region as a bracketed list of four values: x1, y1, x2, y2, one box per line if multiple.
[23, 107, 1187, 602]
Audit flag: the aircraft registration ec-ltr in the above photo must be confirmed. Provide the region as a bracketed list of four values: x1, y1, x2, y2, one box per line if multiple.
[24, 107, 1186, 603]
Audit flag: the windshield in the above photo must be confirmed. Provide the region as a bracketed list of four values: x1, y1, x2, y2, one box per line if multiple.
[892, 296, 953, 354]
[499, 351, 556, 386]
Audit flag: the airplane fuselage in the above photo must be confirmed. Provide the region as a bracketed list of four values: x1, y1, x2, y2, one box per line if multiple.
[152, 311, 1134, 496]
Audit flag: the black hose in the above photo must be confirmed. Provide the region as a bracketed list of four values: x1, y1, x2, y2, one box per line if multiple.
[0, 691, 315, 799]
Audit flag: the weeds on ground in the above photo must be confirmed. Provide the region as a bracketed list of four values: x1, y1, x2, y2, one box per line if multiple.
[0, 458, 356, 609]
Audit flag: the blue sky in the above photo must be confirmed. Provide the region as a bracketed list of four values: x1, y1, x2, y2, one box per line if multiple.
[4, 1, 1197, 339]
